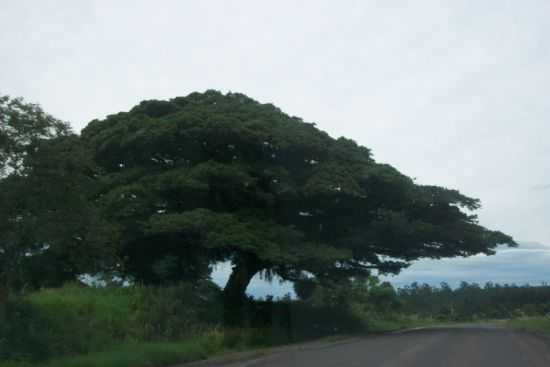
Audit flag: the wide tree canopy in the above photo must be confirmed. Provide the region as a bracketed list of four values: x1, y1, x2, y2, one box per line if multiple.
[81, 90, 516, 312]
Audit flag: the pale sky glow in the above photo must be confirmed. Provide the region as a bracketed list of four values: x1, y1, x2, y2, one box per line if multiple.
[2, 1, 549, 290]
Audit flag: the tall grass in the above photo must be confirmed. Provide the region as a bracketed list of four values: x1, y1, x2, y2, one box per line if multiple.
[0, 328, 272, 367]
[0, 282, 222, 361]
[0, 281, 422, 367]
[0, 282, 364, 365]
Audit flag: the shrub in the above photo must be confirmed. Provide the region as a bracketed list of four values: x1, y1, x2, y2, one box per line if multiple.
[0, 298, 52, 361]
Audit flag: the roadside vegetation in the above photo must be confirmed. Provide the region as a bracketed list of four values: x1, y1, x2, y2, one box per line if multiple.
[0, 278, 411, 367]
[506, 317, 550, 337]
[3, 279, 550, 367]
[398, 281, 550, 320]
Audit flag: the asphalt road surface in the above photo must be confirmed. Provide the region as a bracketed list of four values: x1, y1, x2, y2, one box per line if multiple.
[210, 326, 550, 367]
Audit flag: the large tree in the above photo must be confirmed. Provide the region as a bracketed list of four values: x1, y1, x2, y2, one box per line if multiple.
[0, 95, 116, 301]
[81, 90, 515, 318]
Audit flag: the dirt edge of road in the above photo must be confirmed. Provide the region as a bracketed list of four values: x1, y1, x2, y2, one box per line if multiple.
[175, 336, 361, 367]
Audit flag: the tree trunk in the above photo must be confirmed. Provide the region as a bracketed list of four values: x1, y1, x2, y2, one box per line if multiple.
[222, 254, 262, 325]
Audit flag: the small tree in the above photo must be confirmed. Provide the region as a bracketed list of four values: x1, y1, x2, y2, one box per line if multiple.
[0, 95, 116, 301]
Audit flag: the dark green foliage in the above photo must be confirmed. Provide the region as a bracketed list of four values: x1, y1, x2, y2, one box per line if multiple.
[248, 299, 364, 341]
[398, 282, 550, 320]
[0, 96, 116, 295]
[0, 298, 51, 361]
[80, 90, 516, 313]
[294, 276, 403, 329]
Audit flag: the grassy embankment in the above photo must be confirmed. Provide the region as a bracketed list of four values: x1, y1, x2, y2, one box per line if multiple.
[0, 283, 429, 367]
[1, 331, 272, 367]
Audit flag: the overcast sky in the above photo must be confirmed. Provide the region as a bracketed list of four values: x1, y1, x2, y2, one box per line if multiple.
[2, 1, 549, 252]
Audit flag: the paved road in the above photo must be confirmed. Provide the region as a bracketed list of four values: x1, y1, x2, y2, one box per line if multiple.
[216, 326, 550, 367]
